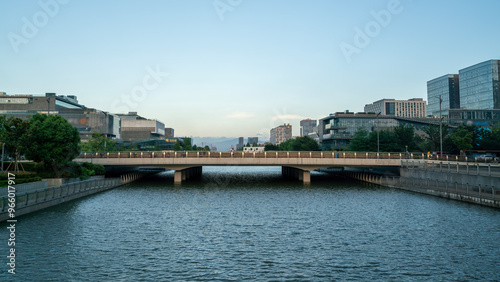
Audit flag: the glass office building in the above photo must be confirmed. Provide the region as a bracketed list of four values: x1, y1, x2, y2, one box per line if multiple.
[427, 74, 460, 117]
[459, 60, 500, 110]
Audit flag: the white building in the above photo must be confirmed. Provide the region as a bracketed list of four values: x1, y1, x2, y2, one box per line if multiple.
[364, 98, 426, 118]
[243, 146, 265, 153]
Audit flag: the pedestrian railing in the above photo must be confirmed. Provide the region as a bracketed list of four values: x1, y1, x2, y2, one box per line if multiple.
[400, 176, 499, 201]
[402, 159, 500, 177]
[0, 178, 121, 213]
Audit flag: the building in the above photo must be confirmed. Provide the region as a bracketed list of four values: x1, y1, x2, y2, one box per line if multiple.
[0, 92, 119, 141]
[459, 59, 500, 110]
[0, 92, 84, 114]
[243, 146, 265, 153]
[236, 137, 244, 150]
[59, 108, 120, 141]
[117, 112, 165, 142]
[270, 124, 292, 145]
[364, 98, 427, 118]
[300, 119, 317, 137]
[164, 128, 175, 138]
[448, 109, 500, 128]
[318, 112, 443, 150]
[248, 137, 258, 145]
[427, 74, 460, 117]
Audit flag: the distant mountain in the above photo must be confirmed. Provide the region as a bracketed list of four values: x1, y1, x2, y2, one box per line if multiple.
[191, 136, 269, 151]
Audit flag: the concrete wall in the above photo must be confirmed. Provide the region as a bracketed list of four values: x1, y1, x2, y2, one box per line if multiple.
[341, 167, 500, 209]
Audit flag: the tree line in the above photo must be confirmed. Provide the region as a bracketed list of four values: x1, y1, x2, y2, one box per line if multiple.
[347, 124, 500, 154]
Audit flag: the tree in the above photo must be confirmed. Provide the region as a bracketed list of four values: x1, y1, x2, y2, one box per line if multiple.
[21, 114, 80, 176]
[393, 124, 416, 151]
[183, 137, 193, 151]
[0, 116, 30, 172]
[264, 143, 279, 151]
[422, 125, 440, 151]
[287, 136, 319, 151]
[450, 126, 473, 153]
[83, 132, 116, 152]
[347, 128, 370, 151]
[174, 141, 181, 151]
[476, 126, 500, 150]
[367, 130, 398, 152]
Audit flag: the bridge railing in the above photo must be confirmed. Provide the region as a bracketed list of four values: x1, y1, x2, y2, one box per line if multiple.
[77, 152, 500, 164]
[78, 151, 415, 160]
[402, 159, 500, 177]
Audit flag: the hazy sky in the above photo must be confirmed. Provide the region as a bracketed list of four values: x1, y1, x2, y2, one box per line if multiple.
[1, 0, 499, 138]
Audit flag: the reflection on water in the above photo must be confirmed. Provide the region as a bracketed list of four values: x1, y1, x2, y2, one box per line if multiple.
[1, 167, 499, 280]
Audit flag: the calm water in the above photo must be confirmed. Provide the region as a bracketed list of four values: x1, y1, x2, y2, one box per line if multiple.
[1, 167, 499, 281]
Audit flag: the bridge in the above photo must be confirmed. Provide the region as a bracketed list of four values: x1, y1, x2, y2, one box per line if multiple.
[76, 151, 409, 184]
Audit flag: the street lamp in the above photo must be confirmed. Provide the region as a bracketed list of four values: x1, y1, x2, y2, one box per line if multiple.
[438, 96, 443, 158]
[376, 112, 381, 153]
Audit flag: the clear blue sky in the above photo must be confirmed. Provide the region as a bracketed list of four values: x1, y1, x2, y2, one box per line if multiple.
[1, 0, 499, 138]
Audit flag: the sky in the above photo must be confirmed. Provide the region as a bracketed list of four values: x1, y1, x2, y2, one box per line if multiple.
[1, 0, 499, 138]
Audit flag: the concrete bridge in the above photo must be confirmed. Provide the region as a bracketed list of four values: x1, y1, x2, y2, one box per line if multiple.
[76, 151, 407, 184]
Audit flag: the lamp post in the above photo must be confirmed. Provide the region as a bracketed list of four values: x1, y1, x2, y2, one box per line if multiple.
[438, 96, 443, 158]
[376, 112, 381, 153]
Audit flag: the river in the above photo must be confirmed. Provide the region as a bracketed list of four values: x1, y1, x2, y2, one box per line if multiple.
[1, 166, 499, 281]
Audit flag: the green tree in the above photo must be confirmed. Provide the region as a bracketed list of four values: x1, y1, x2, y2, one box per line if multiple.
[367, 130, 398, 152]
[347, 128, 370, 151]
[21, 114, 80, 176]
[204, 145, 210, 151]
[264, 143, 279, 151]
[83, 132, 116, 152]
[476, 126, 500, 150]
[183, 137, 193, 151]
[174, 141, 181, 151]
[450, 126, 473, 153]
[0, 116, 30, 172]
[288, 136, 319, 151]
[393, 124, 416, 151]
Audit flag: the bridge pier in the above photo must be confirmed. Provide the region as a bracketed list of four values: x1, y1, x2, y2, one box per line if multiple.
[282, 166, 311, 184]
[174, 166, 203, 184]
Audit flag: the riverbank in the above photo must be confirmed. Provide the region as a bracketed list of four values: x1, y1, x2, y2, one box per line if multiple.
[0, 172, 150, 222]
[331, 161, 500, 209]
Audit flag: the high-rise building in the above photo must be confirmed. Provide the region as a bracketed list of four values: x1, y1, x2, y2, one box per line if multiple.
[459, 59, 500, 110]
[270, 124, 292, 145]
[248, 137, 258, 145]
[300, 119, 317, 137]
[364, 98, 427, 118]
[427, 74, 460, 117]
[236, 137, 244, 149]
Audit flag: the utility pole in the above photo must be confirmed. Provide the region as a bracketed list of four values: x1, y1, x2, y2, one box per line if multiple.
[376, 112, 381, 153]
[47, 97, 50, 115]
[439, 96, 443, 158]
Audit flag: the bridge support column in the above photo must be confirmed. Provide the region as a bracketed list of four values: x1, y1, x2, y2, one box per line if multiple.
[174, 170, 183, 184]
[302, 170, 311, 184]
[282, 166, 311, 184]
[174, 166, 203, 184]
